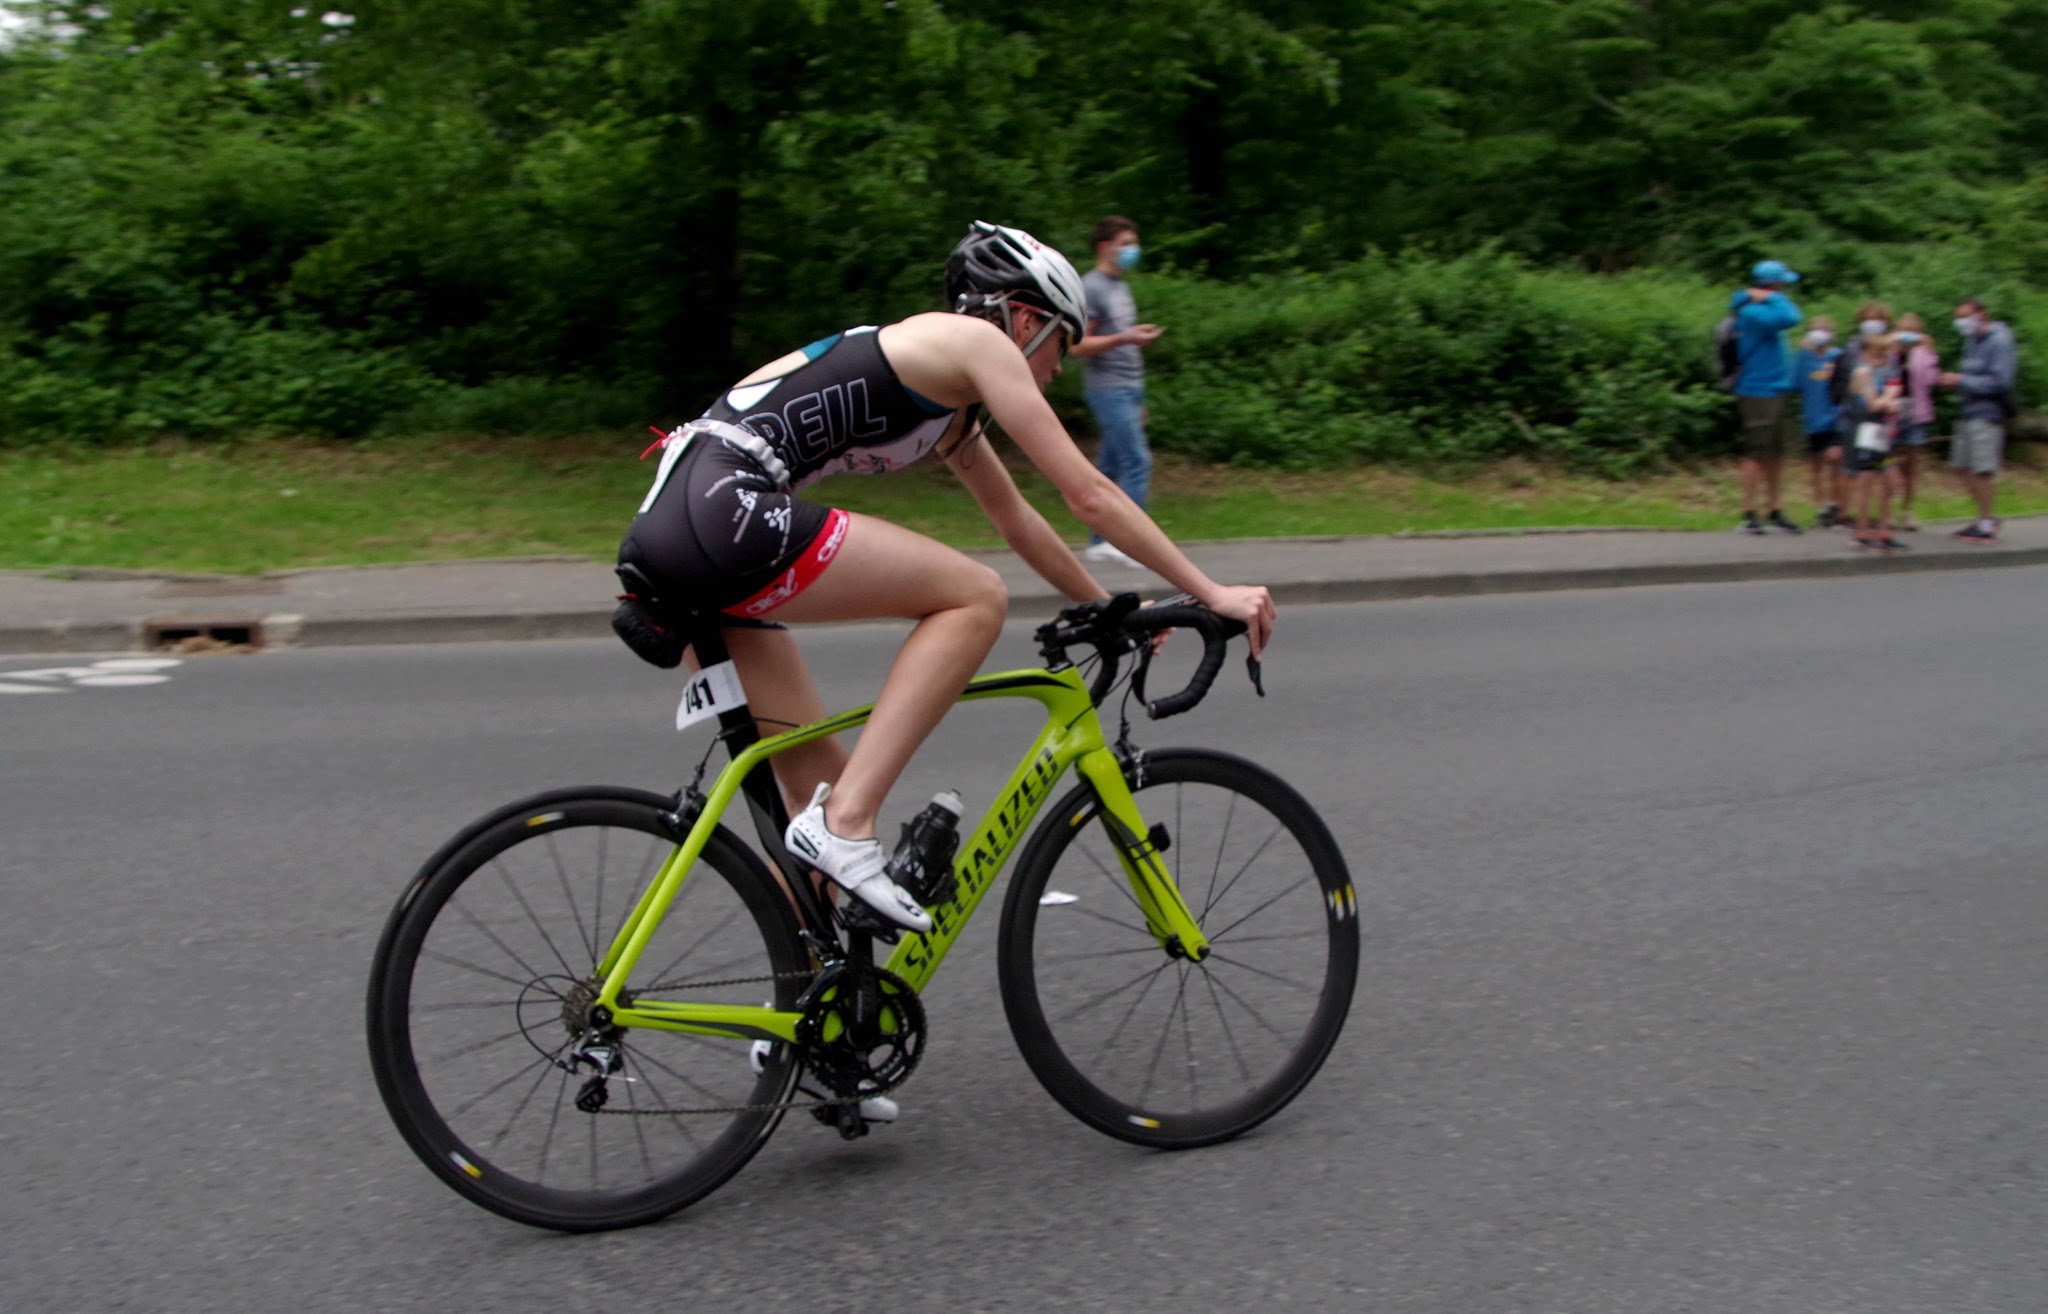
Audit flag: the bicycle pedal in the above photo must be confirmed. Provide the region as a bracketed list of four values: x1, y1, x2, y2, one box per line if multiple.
[834, 899, 904, 943]
[831, 1102, 869, 1140]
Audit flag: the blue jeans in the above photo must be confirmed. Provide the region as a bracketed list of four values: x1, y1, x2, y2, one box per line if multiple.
[1084, 385, 1150, 544]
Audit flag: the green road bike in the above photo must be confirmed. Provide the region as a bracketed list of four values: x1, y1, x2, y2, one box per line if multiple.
[366, 594, 1359, 1231]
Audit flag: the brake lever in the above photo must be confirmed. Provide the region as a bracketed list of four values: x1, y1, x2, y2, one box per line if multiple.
[1246, 653, 1265, 698]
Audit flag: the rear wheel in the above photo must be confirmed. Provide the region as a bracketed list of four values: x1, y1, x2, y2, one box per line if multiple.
[998, 750, 1357, 1148]
[366, 788, 809, 1231]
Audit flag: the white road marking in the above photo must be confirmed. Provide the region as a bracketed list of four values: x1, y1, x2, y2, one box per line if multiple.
[0, 658, 183, 695]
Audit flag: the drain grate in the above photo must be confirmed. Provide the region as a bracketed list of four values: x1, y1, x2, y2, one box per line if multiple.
[144, 617, 264, 651]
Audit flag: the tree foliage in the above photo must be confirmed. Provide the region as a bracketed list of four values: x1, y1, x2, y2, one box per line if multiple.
[1, 0, 2043, 455]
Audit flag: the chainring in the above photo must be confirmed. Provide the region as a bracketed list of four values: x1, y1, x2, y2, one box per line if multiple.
[794, 963, 927, 1100]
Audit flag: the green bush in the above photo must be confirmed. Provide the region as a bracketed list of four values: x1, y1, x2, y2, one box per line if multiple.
[1114, 252, 1733, 474]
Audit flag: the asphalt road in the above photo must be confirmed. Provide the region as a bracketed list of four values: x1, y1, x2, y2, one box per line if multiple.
[4, 571, 2045, 1313]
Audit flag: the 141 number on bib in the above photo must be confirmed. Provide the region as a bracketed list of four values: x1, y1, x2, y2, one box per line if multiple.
[676, 661, 748, 732]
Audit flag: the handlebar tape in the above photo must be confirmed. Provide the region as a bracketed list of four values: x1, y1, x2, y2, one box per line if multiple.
[1123, 605, 1247, 719]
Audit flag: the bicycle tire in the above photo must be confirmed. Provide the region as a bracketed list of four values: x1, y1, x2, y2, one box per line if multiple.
[366, 787, 808, 1231]
[997, 749, 1358, 1149]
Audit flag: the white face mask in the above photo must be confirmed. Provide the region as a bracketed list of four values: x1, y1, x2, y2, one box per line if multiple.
[1954, 316, 1982, 335]
[1804, 329, 1833, 348]
[1859, 319, 1888, 336]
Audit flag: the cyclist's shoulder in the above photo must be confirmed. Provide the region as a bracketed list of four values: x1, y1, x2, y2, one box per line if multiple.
[879, 311, 1009, 363]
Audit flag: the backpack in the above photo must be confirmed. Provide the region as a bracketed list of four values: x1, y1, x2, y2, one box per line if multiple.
[1713, 316, 1741, 391]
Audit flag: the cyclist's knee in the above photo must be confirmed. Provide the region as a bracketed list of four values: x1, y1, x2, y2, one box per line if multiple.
[962, 562, 1008, 630]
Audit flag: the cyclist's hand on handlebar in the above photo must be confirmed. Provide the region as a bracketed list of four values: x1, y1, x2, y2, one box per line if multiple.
[1204, 585, 1276, 656]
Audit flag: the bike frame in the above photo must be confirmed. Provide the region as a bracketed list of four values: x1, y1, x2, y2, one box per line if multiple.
[588, 663, 1211, 1045]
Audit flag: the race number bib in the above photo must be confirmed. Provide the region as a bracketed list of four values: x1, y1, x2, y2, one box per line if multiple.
[676, 661, 748, 731]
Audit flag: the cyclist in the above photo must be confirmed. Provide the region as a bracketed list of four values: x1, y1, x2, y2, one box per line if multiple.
[617, 221, 1276, 935]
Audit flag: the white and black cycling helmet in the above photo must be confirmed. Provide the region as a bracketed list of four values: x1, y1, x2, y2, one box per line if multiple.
[946, 220, 1087, 355]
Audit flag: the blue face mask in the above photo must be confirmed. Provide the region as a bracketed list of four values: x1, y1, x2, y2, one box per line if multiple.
[1897, 331, 1922, 346]
[1116, 244, 1142, 272]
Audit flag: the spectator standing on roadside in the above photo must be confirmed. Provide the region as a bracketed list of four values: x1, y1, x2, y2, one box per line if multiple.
[1727, 259, 1806, 534]
[1826, 301, 1891, 445]
[1844, 332, 1909, 551]
[1071, 216, 1164, 567]
[1937, 297, 2018, 541]
[1793, 317, 1846, 526]
[1893, 312, 1940, 531]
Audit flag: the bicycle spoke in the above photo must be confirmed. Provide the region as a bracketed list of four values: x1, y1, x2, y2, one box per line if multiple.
[595, 833, 669, 970]
[1092, 960, 1173, 1056]
[448, 1051, 555, 1123]
[1208, 929, 1325, 948]
[1073, 831, 1151, 922]
[1037, 943, 1164, 965]
[545, 834, 598, 967]
[1199, 969, 1255, 1085]
[448, 896, 558, 989]
[1201, 967, 1297, 1043]
[625, 1054, 712, 1149]
[1202, 949, 1318, 994]
[1199, 787, 1237, 922]
[591, 826, 611, 977]
[624, 1076, 658, 1182]
[630, 1043, 733, 1117]
[1056, 958, 1174, 1026]
[1197, 822, 1285, 930]
[418, 947, 565, 997]
[536, 1068, 569, 1183]
[492, 859, 583, 979]
[1204, 873, 1314, 944]
[425, 1025, 531, 1067]
[482, 1058, 558, 1151]
[637, 905, 743, 998]
[412, 998, 525, 1013]
[1136, 965, 1194, 1106]
[1058, 900, 1156, 940]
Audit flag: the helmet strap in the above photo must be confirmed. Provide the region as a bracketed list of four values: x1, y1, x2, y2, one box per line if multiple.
[1006, 296, 1064, 358]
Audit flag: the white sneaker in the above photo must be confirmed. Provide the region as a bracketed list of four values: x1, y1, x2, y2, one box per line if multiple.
[784, 784, 932, 933]
[1082, 541, 1142, 568]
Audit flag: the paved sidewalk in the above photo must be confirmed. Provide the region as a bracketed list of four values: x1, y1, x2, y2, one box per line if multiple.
[2, 517, 2042, 655]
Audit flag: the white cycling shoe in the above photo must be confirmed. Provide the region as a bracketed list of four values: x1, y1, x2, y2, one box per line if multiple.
[784, 784, 933, 934]
[749, 1034, 899, 1124]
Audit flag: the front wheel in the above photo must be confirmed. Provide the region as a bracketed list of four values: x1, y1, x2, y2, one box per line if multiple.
[366, 788, 809, 1231]
[997, 750, 1358, 1148]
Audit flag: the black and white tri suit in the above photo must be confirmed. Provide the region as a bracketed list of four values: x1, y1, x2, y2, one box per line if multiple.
[618, 326, 973, 618]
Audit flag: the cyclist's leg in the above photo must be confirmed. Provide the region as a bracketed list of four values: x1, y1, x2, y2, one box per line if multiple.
[709, 624, 848, 814]
[762, 511, 1006, 839]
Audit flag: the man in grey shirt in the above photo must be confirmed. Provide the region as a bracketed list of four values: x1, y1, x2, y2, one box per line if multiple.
[1937, 296, 2019, 541]
[1070, 215, 1164, 567]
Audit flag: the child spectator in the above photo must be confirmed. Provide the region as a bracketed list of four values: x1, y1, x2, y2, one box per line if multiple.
[1793, 317, 1847, 526]
[1893, 312, 1940, 531]
[1829, 300, 1892, 442]
[1844, 333, 1909, 551]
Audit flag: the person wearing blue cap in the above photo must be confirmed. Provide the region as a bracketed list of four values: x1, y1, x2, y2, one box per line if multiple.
[1728, 259, 1807, 534]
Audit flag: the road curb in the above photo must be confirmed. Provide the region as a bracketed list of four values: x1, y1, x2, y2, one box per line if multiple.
[1259, 543, 2048, 605]
[4, 544, 2041, 655]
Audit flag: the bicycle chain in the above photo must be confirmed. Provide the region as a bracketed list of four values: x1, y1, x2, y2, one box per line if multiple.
[583, 968, 915, 1118]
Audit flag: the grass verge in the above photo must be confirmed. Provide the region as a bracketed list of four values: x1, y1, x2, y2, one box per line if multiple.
[4, 435, 2043, 575]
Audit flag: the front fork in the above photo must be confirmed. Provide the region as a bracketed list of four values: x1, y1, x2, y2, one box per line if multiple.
[1074, 748, 1213, 962]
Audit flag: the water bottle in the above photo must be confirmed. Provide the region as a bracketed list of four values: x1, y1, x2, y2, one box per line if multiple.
[886, 790, 964, 907]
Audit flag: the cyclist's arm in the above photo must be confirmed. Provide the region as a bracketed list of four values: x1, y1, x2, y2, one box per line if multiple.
[957, 327, 1216, 599]
[943, 429, 1108, 604]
